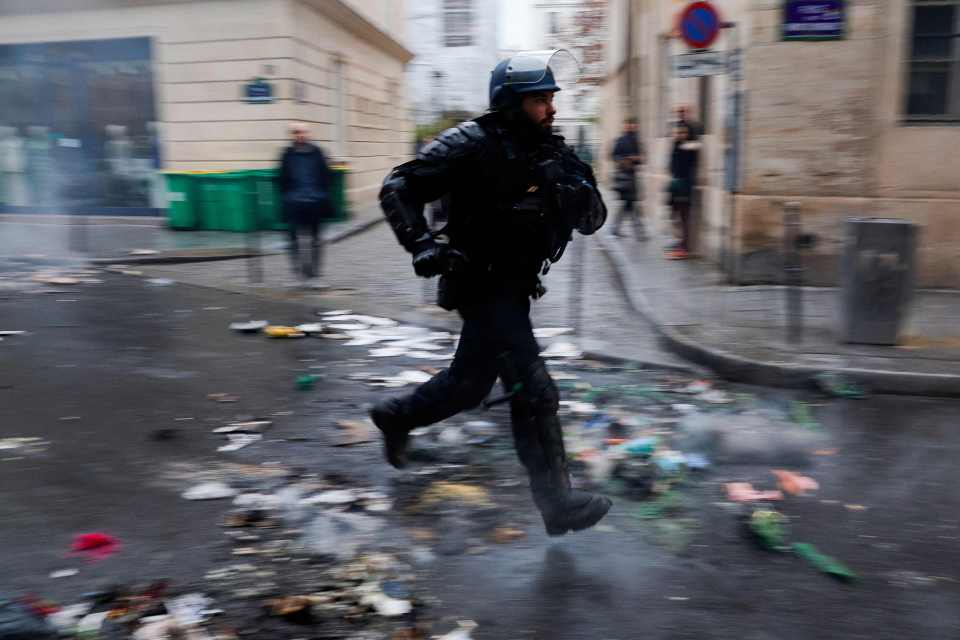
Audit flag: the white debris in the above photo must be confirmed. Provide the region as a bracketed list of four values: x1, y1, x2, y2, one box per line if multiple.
[217, 433, 262, 452]
[534, 327, 574, 339]
[434, 620, 479, 640]
[295, 323, 323, 334]
[49, 568, 79, 579]
[540, 342, 582, 359]
[229, 320, 268, 333]
[213, 421, 272, 434]
[182, 482, 237, 501]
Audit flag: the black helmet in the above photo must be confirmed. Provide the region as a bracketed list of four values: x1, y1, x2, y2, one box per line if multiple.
[488, 49, 578, 111]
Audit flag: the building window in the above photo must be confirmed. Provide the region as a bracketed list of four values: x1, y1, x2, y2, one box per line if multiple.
[444, 0, 474, 47]
[906, 0, 960, 120]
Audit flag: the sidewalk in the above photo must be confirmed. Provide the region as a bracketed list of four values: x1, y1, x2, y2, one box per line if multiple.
[597, 228, 960, 396]
[0, 204, 384, 265]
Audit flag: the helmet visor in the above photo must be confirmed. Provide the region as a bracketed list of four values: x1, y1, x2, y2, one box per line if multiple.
[501, 49, 581, 89]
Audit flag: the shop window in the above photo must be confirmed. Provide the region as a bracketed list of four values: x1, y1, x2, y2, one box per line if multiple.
[906, 1, 960, 120]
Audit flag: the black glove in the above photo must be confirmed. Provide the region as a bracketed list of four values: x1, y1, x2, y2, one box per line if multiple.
[412, 240, 445, 278]
[556, 177, 594, 226]
[411, 239, 469, 278]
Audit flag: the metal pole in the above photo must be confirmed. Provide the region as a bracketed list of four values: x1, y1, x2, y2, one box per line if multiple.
[783, 201, 803, 344]
[569, 234, 584, 337]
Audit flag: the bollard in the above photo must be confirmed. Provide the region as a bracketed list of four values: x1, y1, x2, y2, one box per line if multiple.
[783, 202, 803, 344]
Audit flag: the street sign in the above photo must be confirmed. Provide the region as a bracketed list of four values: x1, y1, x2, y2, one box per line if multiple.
[245, 78, 274, 104]
[783, 0, 845, 41]
[678, 1, 721, 50]
[672, 51, 727, 78]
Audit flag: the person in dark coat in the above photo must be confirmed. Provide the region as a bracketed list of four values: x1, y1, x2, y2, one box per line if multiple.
[666, 122, 700, 259]
[610, 117, 645, 239]
[277, 123, 334, 288]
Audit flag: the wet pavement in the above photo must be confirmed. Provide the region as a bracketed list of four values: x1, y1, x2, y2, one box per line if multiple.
[2, 256, 960, 639]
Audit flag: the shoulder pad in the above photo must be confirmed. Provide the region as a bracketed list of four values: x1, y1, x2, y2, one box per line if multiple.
[417, 121, 487, 163]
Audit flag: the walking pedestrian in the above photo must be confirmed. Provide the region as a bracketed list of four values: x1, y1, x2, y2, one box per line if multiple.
[371, 50, 612, 536]
[277, 122, 334, 289]
[610, 117, 645, 240]
[666, 122, 700, 260]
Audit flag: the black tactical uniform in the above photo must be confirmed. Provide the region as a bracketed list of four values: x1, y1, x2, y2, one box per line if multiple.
[371, 53, 611, 536]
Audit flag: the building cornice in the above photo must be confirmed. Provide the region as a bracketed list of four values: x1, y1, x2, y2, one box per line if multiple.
[301, 0, 414, 63]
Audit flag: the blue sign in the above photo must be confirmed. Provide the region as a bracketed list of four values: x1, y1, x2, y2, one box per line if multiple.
[245, 78, 274, 104]
[783, 1, 845, 41]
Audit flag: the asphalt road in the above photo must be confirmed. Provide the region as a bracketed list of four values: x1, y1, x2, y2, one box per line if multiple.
[2, 259, 959, 639]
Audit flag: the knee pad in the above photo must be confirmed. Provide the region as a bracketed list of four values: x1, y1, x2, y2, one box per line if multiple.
[523, 358, 559, 415]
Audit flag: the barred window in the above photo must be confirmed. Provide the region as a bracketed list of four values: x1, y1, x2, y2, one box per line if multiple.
[444, 0, 474, 47]
[906, 0, 960, 120]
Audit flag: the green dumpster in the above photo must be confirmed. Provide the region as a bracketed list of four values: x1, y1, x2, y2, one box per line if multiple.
[328, 166, 350, 223]
[244, 169, 287, 231]
[196, 173, 256, 232]
[163, 173, 198, 229]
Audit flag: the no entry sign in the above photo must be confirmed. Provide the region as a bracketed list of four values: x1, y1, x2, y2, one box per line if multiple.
[678, 1, 721, 50]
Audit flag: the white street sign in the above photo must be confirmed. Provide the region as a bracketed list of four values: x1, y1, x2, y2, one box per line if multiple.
[672, 51, 728, 78]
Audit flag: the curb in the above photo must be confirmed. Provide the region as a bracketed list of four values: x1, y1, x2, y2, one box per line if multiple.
[88, 216, 386, 266]
[596, 233, 960, 398]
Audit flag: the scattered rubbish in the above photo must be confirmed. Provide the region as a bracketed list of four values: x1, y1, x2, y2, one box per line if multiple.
[0, 595, 56, 638]
[229, 320, 268, 333]
[0, 331, 25, 336]
[683, 453, 710, 470]
[263, 325, 305, 338]
[540, 342, 582, 359]
[49, 568, 78, 579]
[218, 433, 262, 452]
[682, 380, 712, 395]
[213, 421, 272, 434]
[334, 420, 375, 447]
[434, 620, 478, 640]
[295, 323, 324, 334]
[369, 347, 408, 358]
[358, 584, 412, 617]
[150, 428, 180, 441]
[814, 448, 838, 456]
[790, 401, 820, 430]
[792, 542, 857, 582]
[296, 374, 316, 391]
[667, 596, 690, 602]
[0, 437, 48, 455]
[845, 504, 868, 512]
[417, 482, 492, 510]
[653, 450, 686, 476]
[129, 248, 160, 256]
[725, 483, 784, 503]
[308, 489, 357, 505]
[490, 527, 526, 544]
[299, 512, 383, 560]
[698, 390, 733, 404]
[207, 393, 239, 403]
[146, 278, 174, 287]
[814, 373, 866, 399]
[623, 436, 657, 456]
[772, 469, 819, 496]
[165, 592, 214, 627]
[183, 482, 237, 501]
[533, 327, 574, 339]
[265, 595, 313, 623]
[748, 508, 790, 551]
[320, 309, 352, 316]
[69, 532, 120, 561]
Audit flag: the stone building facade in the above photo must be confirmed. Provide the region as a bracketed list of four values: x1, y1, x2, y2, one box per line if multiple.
[600, 0, 960, 288]
[0, 0, 413, 212]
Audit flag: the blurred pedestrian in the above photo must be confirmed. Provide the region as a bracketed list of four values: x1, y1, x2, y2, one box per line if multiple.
[610, 117, 645, 240]
[666, 122, 700, 259]
[277, 122, 334, 289]
[674, 104, 703, 140]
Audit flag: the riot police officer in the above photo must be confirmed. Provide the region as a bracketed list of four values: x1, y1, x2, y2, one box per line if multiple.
[371, 51, 611, 536]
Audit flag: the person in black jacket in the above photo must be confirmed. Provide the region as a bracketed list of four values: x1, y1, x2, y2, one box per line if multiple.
[277, 123, 333, 288]
[666, 122, 700, 259]
[610, 117, 645, 239]
[371, 52, 612, 536]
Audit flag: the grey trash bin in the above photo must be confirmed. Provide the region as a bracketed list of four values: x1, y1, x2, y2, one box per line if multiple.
[839, 218, 918, 345]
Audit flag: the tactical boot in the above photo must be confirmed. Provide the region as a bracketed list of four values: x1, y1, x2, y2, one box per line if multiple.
[369, 399, 411, 469]
[513, 408, 612, 536]
[531, 469, 612, 536]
